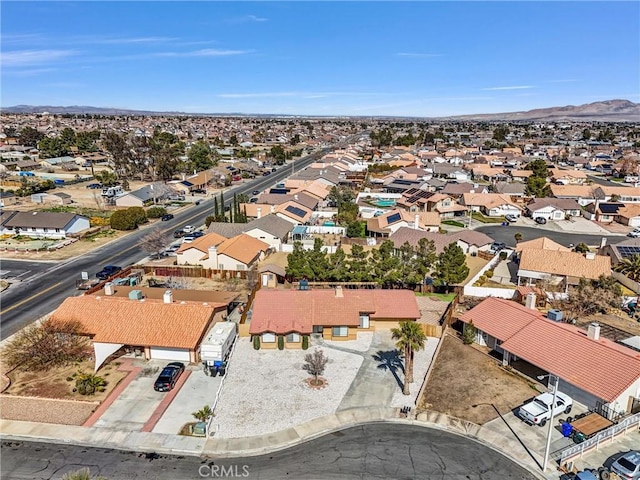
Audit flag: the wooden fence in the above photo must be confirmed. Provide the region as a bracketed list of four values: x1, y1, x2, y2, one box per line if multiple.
[476, 250, 496, 261]
[132, 265, 248, 280]
[240, 281, 261, 324]
[441, 292, 461, 327]
[421, 324, 443, 337]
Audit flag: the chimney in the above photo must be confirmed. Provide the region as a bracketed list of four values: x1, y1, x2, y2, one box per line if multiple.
[257, 207, 262, 219]
[587, 322, 600, 341]
[208, 245, 219, 269]
[600, 237, 607, 248]
[271, 204, 275, 213]
[335, 286, 344, 298]
[163, 289, 173, 304]
[414, 214, 420, 229]
[525, 292, 537, 309]
[585, 251, 596, 260]
[294, 194, 299, 201]
[104, 282, 115, 296]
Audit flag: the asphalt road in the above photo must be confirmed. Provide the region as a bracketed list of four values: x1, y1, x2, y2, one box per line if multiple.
[475, 224, 626, 249]
[0, 143, 341, 340]
[1, 424, 536, 479]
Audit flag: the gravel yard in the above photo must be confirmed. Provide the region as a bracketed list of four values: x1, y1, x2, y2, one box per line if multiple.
[390, 336, 439, 408]
[213, 338, 363, 439]
[0, 395, 97, 425]
[319, 331, 373, 352]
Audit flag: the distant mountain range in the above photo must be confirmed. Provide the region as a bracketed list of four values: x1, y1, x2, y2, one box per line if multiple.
[2, 99, 639, 121]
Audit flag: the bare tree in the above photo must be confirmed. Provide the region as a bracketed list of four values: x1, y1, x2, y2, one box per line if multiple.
[3, 319, 89, 371]
[141, 228, 170, 259]
[303, 348, 328, 386]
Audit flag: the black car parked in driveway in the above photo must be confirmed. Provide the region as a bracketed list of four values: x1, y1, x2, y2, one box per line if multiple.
[96, 265, 122, 280]
[153, 362, 185, 392]
[534, 217, 547, 225]
[161, 214, 174, 221]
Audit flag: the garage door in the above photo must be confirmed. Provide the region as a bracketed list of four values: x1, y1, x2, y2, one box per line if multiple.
[149, 347, 190, 362]
[557, 378, 602, 410]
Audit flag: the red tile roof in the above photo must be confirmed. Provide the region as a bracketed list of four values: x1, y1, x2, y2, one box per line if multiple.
[50, 295, 221, 350]
[501, 320, 640, 403]
[249, 289, 420, 335]
[460, 298, 640, 403]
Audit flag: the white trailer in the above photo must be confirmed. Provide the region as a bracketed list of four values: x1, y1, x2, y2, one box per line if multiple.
[200, 321, 237, 376]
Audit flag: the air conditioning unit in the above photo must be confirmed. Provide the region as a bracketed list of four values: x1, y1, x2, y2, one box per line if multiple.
[128, 289, 144, 301]
[104, 282, 115, 296]
[547, 309, 563, 322]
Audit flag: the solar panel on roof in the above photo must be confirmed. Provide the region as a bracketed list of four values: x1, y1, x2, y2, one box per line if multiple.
[617, 246, 640, 258]
[386, 212, 402, 225]
[599, 203, 622, 214]
[285, 205, 306, 218]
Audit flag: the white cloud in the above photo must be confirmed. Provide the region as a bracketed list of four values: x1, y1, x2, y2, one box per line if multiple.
[396, 53, 442, 58]
[245, 15, 268, 22]
[482, 85, 535, 91]
[98, 36, 177, 45]
[226, 14, 269, 24]
[2, 49, 77, 66]
[217, 91, 383, 99]
[155, 49, 252, 58]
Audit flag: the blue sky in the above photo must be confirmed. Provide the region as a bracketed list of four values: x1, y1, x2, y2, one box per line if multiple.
[2, 2, 639, 117]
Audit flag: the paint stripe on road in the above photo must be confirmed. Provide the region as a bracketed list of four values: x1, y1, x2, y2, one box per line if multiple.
[0, 281, 62, 315]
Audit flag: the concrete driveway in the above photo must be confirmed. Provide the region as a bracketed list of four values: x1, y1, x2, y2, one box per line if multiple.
[518, 216, 611, 235]
[93, 361, 167, 431]
[152, 369, 222, 434]
[482, 400, 590, 468]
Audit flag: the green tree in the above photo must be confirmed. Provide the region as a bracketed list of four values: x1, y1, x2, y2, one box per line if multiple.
[514, 232, 523, 244]
[527, 158, 549, 178]
[613, 254, 640, 282]
[463, 320, 477, 345]
[434, 243, 469, 292]
[391, 321, 427, 395]
[146, 206, 167, 218]
[60, 127, 77, 150]
[76, 130, 100, 154]
[307, 238, 330, 280]
[582, 128, 592, 140]
[574, 242, 590, 253]
[326, 248, 348, 281]
[187, 140, 213, 171]
[286, 241, 311, 281]
[303, 348, 328, 386]
[270, 145, 286, 164]
[95, 170, 119, 186]
[149, 130, 185, 181]
[492, 125, 510, 143]
[346, 244, 372, 281]
[38, 136, 67, 158]
[19, 126, 44, 147]
[192, 405, 213, 422]
[525, 176, 550, 198]
[346, 221, 364, 238]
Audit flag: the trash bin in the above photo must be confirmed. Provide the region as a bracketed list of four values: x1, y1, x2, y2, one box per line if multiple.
[573, 431, 586, 444]
[502, 222, 508, 226]
[561, 422, 573, 437]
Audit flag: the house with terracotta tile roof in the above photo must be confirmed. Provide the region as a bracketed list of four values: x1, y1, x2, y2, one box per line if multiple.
[366, 209, 440, 237]
[583, 201, 625, 223]
[549, 168, 588, 184]
[615, 203, 640, 227]
[517, 249, 611, 290]
[461, 193, 522, 217]
[274, 201, 314, 225]
[49, 293, 228, 367]
[598, 237, 640, 266]
[594, 185, 640, 204]
[203, 234, 270, 271]
[395, 188, 467, 219]
[549, 185, 596, 206]
[249, 288, 420, 347]
[459, 297, 640, 413]
[177, 232, 227, 265]
[515, 236, 571, 253]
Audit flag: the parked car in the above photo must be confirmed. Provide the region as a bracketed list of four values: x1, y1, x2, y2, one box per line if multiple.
[191, 188, 206, 194]
[168, 194, 185, 201]
[96, 265, 122, 280]
[252, 190, 260, 196]
[628, 229, 640, 238]
[153, 362, 185, 392]
[488, 242, 506, 254]
[249, 197, 258, 203]
[610, 450, 640, 479]
[173, 229, 185, 238]
[517, 391, 572, 426]
[183, 236, 195, 243]
[534, 216, 547, 225]
[183, 225, 196, 234]
[262, 171, 271, 176]
[505, 214, 518, 223]
[161, 214, 174, 221]
[86, 183, 102, 189]
[559, 470, 599, 480]
[192, 231, 204, 238]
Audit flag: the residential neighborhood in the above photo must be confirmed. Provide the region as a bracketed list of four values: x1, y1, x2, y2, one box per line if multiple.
[2, 113, 640, 480]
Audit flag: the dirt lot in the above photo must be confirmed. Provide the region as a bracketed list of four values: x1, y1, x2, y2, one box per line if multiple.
[4, 359, 128, 401]
[418, 334, 539, 425]
[462, 254, 489, 284]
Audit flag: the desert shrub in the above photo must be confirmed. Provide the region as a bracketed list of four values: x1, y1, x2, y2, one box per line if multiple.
[485, 270, 494, 279]
[109, 207, 148, 230]
[253, 336, 260, 350]
[75, 372, 106, 395]
[146, 206, 167, 219]
[89, 216, 110, 227]
[463, 320, 477, 345]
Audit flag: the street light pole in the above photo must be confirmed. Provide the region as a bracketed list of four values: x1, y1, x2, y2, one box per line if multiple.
[541, 374, 559, 472]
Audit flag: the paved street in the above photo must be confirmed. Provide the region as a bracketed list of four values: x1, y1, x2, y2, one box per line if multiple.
[1, 423, 537, 479]
[0, 143, 348, 341]
[475, 225, 626, 249]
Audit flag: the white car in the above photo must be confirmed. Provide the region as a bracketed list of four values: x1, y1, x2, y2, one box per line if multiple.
[505, 214, 519, 223]
[518, 391, 573, 426]
[629, 229, 640, 238]
[183, 225, 196, 234]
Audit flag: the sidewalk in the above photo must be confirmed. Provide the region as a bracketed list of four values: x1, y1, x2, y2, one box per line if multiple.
[0, 407, 547, 480]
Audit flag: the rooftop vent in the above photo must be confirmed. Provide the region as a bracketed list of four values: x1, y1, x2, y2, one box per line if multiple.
[128, 290, 143, 301]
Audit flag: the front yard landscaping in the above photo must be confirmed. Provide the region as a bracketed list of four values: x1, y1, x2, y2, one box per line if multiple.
[418, 333, 539, 425]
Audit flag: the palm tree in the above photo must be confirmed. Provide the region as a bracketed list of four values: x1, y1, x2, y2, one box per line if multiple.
[192, 405, 213, 422]
[614, 254, 640, 282]
[391, 321, 427, 395]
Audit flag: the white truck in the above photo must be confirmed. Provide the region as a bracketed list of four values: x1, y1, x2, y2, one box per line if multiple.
[200, 321, 237, 377]
[518, 391, 573, 427]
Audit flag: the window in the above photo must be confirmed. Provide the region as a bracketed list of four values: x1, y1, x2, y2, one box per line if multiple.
[332, 326, 348, 337]
[359, 314, 370, 329]
[55, 228, 60, 232]
[262, 333, 276, 343]
[286, 333, 300, 343]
